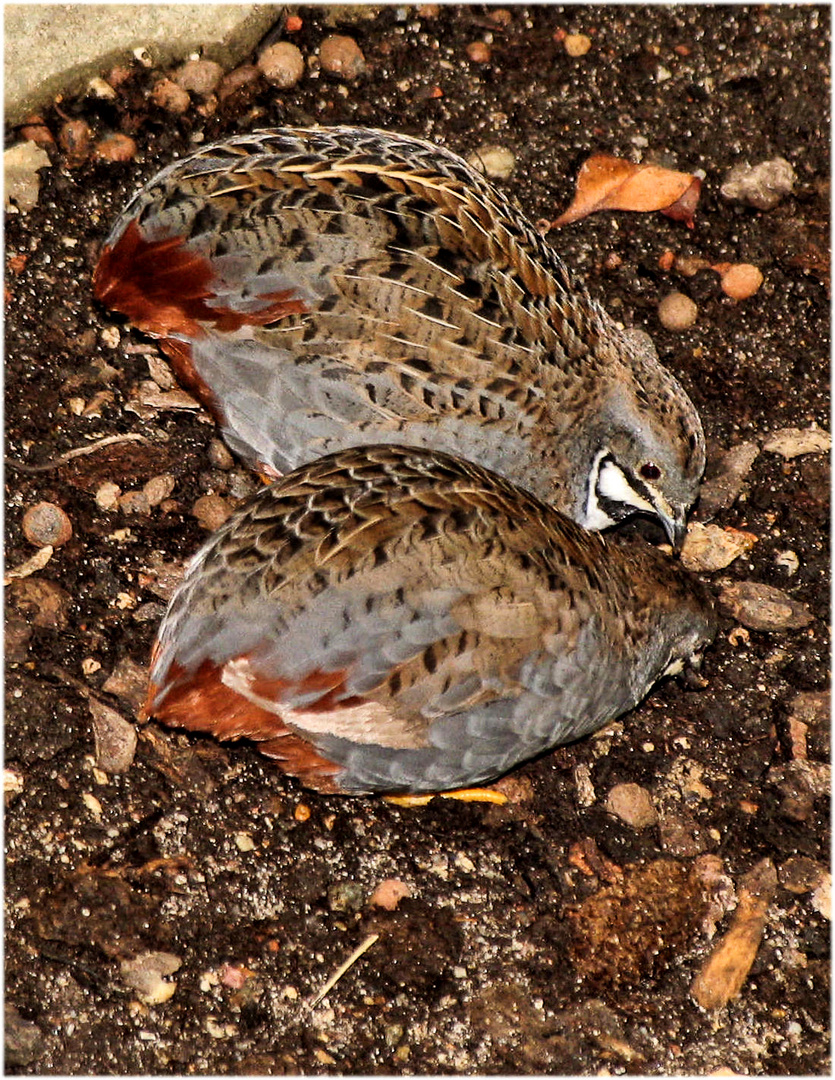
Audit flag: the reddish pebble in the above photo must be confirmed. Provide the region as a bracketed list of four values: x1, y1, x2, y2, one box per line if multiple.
[59, 119, 92, 165]
[294, 803, 311, 822]
[143, 474, 176, 507]
[93, 134, 137, 162]
[174, 59, 224, 97]
[319, 35, 366, 80]
[369, 879, 411, 911]
[258, 42, 305, 88]
[657, 249, 675, 272]
[217, 64, 261, 102]
[107, 65, 133, 89]
[20, 120, 54, 148]
[285, 14, 303, 32]
[151, 78, 191, 115]
[22, 502, 72, 547]
[118, 490, 151, 515]
[191, 494, 232, 531]
[564, 33, 592, 57]
[720, 263, 763, 300]
[467, 41, 492, 63]
[490, 8, 513, 26]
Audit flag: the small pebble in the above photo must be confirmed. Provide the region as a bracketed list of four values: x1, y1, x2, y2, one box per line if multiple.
[174, 59, 224, 97]
[286, 14, 303, 32]
[102, 656, 150, 713]
[489, 8, 513, 26]
[720, 157, 796, 210]
[89, 696, 138, 773]
[22, 501, 72, 547]
[6, 617, 32, 662]
[564, 33, 592, 57]
[328, 882, 364, 912]
[100, 325, 120, 349]
[86, 75, 117, 101]
[227, 470, 258, 500]
[192, 494, 232, 531]
[59, 119, 92, 165]
[258, 42, 305, 88]
[697, 441, 760, 516]
[207, 438, 235, 470]
[120, 952, 181, 1006]
[5, 142, 51, 212]
[217, 64, 261, 103]
[143, 473, 176, 507]
[658, 291, 698, 331]
[369, 879, 411, 911]
[95, 481, 121, 511]
[7, 578, 69, 629]
[466, 41, 492, 63]
[119, 490, 151, 515]
[467, 143, 515, 180]
[151, 78, 191, 115]
[720, 263, 763, 300]
[93, 134, 137, 163]
[146, 353, 175, 389]
[319, 35, 366, 80]
[605, 783, 658, 828]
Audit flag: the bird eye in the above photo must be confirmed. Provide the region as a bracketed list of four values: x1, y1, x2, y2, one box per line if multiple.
[640, 462, 661, 480]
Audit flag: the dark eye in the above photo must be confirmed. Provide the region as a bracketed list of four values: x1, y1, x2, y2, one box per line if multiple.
[640, 462, 661, 480]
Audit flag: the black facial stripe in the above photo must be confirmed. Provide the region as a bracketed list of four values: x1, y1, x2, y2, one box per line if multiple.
[594, 453, 656, 515]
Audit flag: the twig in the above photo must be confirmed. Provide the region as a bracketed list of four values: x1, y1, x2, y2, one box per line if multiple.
[5, 432, 150, 473]
[307, 933, 379, 1009]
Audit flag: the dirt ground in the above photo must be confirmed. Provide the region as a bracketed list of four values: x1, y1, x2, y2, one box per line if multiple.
[4, 5, 830, 1075]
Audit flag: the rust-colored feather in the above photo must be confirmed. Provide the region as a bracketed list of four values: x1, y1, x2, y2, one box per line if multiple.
[145, 658, 344, 792]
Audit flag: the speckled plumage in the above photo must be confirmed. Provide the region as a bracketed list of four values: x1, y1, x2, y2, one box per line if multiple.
[95, 126, 705, 545]
[145, 444, 716, 795]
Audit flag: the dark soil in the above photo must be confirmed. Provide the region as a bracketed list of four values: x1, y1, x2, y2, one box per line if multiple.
[5, 5, 830, 1075]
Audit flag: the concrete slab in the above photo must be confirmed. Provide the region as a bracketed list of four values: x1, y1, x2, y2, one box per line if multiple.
[5, 3, 283, 124]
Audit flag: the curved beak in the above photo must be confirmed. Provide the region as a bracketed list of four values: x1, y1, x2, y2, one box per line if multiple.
[654, 497, 689, 552]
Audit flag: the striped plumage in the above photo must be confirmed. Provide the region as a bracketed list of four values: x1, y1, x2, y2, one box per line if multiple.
[144, 445, 716, 796]
[94, 126, 705, 546]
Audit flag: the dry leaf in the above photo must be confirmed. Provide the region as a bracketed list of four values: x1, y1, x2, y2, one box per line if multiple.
[553, 154, 702, 227]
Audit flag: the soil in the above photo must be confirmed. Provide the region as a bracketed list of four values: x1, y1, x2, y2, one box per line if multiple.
[4, 5, 830, 1075]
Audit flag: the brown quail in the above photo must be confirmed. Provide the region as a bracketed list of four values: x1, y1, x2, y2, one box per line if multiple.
[144, 444, 716, 796]
[94, 126, 705, 546]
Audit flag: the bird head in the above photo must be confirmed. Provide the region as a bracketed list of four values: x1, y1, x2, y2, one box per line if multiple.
[577, 374, 705, 550]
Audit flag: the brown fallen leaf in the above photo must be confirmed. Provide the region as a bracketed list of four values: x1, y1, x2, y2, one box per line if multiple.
[690, 858, 777, 1010]
[553, 153, 702, 227]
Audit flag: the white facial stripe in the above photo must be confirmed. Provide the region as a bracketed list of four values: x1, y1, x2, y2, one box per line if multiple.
[597, 459, 657, 515]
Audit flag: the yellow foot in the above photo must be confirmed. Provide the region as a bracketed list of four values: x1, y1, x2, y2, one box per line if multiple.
[384, 787, 508, 808]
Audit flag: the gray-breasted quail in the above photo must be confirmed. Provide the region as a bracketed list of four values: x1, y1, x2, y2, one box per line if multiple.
[95, 126, 705, 547]
[144, 444, 716, 796]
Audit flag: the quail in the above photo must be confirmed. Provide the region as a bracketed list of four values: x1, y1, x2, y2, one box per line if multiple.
[94, 126, 705, 547]
[144, 444, 716, 796]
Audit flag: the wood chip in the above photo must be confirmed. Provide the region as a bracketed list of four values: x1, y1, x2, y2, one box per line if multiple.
[4, 545, 53, 583]
[762, 426, 831, 458]
[690, 858, 777, 1010]
[680, 523, 758, 571]
[90, 697, 138, 772]
[718, 581, 814, 631]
